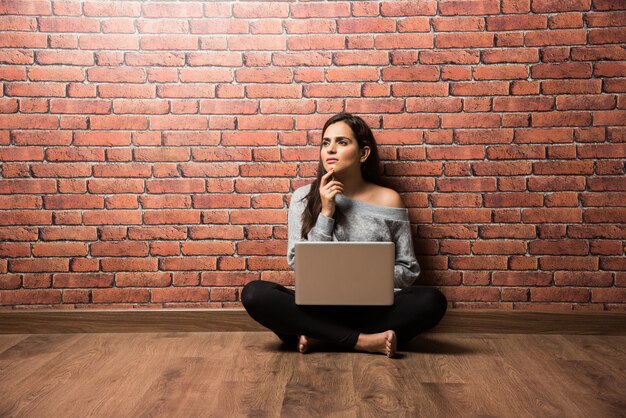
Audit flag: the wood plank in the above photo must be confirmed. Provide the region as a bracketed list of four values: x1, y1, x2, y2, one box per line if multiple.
[1, 331, 625, 417]
[280, 352, 358, 417]
[1, 309, 626, 335]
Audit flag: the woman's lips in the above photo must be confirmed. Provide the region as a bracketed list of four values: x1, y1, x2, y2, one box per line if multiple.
[326, 158, 338, 164]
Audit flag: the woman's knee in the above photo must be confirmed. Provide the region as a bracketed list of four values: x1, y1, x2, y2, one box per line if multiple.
[241, 280, 268, 311]
[410, 286, 448, 321]
[429, 287, 448, 318]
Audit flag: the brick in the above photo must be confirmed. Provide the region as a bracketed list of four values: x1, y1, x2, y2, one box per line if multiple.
[83, 210, 141, 225]
[43, 195, 103, 209]
[151, 287, 209, 303]
[12, 130, 72, 145]
[568, 224, 626, 239]
[398, 17, 431, 33]
[434, 208, 491, 223]
[0, 146, 44, 161]
[127, 226, 187, 240]
[487, 145, 546, 159]
[0, 242, 30, 258]
[375, 34, 433, 50]
[9, 258, 68, 273]
[89, 242, 148, 257]
[138, 194, 191, 209]
[439, 0, 500, 15]
[181, 241, 234, 256]
[508, 256, 538, 270]
[291, 2, 350, 18]
[601, 257, 626, 271]
[473, 240, 527, 255]
[258, 99, 314, 115]
[54, 272, 112, 289]
[544, 192, 579, 207]
[590, 241, 622, 255]
[234, 178, 289, 193]
[0, 210, 52, 226]
[186, 226, 243, 240]
[528, 176, 586, 191]
[100, 257, 158, 272]
[217, 257, 246, 270]
[237, 115, 293, 130]
[475, 162, 532, 177]
[486, 15, 547, 31]
[86, 179, 143, 195]
[159, 257, 216, 271]
[230, 209, 286, 225]
[116, 272, 170, 288]
[0, 289, 62, 305]
[522, 208, 583, 223]
[338, 18, 395, 33]
[141, 208, 200, 224]
[92, 288, 150, 303]
[581, 192, 626, 207]
[554, 270, 612, 287]
[578, 144, 626, 159]
[145, 179, 205, 194]
[69, 257, 97, 273]
[526, 29, 587, 47]
[150, 241, 181, 256]
[531, 287, 590, 303]
[584, 208, 626, 223]
[0, 196, 41, 210]
[450, 256, 508, 270]
[591, 288, 626, 303]
[327, 67, 380, 82]
[496, 177, 530, 193]
[284, 19, 336, 34]
[539, 256, 598, 270]
[587, 177, 626, 191]
[437, 178, 497, 192]
[529, 239, 589, 255]
[287, 35, 345, 50]
[381, 2, 437, 16]
[454, 129, 514, 144]
[441, 287, 501, 303]
[133, 147, 189, 162]
[170, 271, 200, 287]
[492, 272, 552, 286]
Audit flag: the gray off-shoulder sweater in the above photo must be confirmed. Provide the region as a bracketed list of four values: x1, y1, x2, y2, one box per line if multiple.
[287, 183, 421, 289]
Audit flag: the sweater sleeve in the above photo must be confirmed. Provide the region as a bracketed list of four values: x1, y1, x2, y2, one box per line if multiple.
[391, 220, 421, 289]
[287, 186, 335, 270]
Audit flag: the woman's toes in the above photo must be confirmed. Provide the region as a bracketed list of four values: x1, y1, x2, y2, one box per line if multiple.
[385, 331, 397, 357]
[298, 335, 308, 353]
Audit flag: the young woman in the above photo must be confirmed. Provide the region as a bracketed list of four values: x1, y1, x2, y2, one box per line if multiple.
[241, 113, 447, 358]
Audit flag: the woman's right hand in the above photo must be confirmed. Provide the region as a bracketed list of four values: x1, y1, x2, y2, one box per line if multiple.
[319, 168, 343, 218]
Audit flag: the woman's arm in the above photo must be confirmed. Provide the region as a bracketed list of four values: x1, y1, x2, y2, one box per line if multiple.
[392, 221, 421, 289]
[287, 187, 335, 269]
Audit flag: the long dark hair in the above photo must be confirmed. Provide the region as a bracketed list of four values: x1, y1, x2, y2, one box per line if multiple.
[299, 113, 385, 239]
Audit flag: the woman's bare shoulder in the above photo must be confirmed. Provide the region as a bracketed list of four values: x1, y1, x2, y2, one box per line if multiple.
[371, 185, 405, 209]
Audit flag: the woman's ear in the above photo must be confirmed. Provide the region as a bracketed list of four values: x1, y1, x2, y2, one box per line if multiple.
[360, 146, 371, 163]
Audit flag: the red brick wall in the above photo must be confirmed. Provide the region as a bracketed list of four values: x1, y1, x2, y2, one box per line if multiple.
[0, 0, 625, 311]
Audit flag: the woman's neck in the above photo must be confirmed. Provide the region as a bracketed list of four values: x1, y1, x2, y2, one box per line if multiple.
[332, 170, 368, 198]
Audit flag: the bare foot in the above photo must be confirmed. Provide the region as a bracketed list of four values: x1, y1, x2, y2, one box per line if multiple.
[298, 335, 309, 353]
[355, 330, 397, 358]
[298, 335, 321, 354]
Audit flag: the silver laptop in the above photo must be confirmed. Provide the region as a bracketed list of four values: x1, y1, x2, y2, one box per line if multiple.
[295, 242, 395, 306]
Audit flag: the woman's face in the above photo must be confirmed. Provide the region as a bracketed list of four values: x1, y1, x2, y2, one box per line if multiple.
[320, 121, 368, 175]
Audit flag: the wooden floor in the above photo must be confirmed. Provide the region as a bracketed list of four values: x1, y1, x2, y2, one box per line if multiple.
[1, 331, 625, 417]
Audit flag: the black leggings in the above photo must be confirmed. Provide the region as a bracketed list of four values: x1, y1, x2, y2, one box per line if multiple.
[241, 280, 448, 349]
